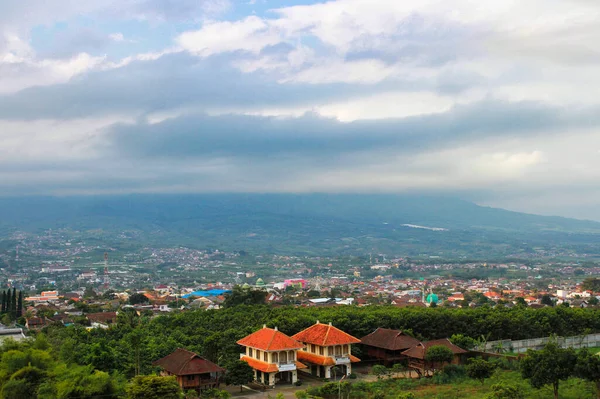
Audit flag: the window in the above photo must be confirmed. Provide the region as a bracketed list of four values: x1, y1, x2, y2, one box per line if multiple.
[264, 352, 268, 362]
[335, 345, 342, 356]
[256, 350, 261, 359]
[249, 348, 253, 357]
[280, 351, 288, 363]
[272, 352, 278, 363]
[328, 347, 333, 356]
[289, 351, 294, 361]
[187, 375, 195, 381]
[319, 346, 324, 355]
[311, 344, 316, 353]
[343, 344, 349, 354]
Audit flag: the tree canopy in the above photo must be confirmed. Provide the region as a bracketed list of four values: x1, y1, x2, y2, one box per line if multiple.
[521, 342, 577, 399]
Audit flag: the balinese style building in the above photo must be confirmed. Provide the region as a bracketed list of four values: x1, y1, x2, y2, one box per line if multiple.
[292, 321, 360, 378]
[237, 325, 306, 386]
[360, 328, 420, 365]
[401, 339, 468, 377]
[153, 348, 225, 393]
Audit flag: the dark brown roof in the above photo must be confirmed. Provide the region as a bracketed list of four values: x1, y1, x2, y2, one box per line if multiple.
[401, 339, 468, 360]
[86, 312, 118, 324]
[360, 328, 420, 351]
[153, 348, 225, 376]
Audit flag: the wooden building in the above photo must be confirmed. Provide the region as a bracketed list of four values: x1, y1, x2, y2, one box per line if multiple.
[360, 328, 420, 364]
[292, 321, 361, 379]
[153, 348, 225, 393]
[401, 339, 468, 377]
[238, 325, 306, 386]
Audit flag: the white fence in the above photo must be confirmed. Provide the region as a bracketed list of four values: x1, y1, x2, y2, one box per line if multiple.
[482, 333, 600, 353]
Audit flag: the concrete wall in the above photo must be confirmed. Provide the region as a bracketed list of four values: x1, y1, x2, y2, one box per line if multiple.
[482, 333, 600, 353]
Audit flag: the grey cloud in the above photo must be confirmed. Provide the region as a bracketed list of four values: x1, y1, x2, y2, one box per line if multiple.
[107, 99, 599, 161]
[0, 52, 425, 120]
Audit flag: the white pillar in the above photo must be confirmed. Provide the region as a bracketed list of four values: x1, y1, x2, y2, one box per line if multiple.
[315, 366, 320, 377]
[324, 366, 332, 379]
[292, 370, 298, 383]
[346, 364, 352, 375]
[269, 373, 276, 386]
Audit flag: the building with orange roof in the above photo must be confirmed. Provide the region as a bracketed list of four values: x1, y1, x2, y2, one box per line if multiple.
[292, 321, 360, 378]
[237, 325, 306, 386]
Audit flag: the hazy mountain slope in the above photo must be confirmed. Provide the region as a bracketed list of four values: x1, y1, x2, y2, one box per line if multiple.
[0, 194, 598, 256]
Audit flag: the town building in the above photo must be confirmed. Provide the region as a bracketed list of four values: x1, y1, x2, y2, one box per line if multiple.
[237, 325, 306, 386]
[360, 328, 420, 365]
[402, 339, 468, 377]
[153, 348, 225, 393]
[292, 321, 360, 378]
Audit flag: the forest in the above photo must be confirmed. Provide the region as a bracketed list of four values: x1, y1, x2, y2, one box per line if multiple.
[5, 304, 600, 398]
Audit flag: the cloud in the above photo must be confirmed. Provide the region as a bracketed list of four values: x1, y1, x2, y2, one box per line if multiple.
[0, 0, 600, 220]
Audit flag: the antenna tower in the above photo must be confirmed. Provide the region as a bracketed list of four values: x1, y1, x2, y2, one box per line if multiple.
[103, 252, 109, 289]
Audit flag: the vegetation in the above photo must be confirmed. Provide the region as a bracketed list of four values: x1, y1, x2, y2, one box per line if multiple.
[521, 342, 577, 399]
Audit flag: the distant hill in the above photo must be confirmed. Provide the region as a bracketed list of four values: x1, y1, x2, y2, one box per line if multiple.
[0, 194, 599, 257]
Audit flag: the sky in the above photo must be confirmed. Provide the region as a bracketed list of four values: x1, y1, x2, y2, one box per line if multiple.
[1, 0, 600, 220]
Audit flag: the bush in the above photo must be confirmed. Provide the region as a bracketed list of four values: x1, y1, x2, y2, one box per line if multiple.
[348, 373, 357, 379]
[432, 365, 466, 384]
[396, 393, 416, 399]
[294, 380, 303, 386]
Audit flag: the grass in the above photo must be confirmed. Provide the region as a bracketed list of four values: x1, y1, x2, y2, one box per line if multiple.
[357, 371, 598, 399]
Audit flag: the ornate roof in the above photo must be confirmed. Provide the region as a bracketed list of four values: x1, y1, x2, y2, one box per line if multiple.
[237, 326, 304, 351]
[292, 322, 361, 346]
[152, 348, 225, 376]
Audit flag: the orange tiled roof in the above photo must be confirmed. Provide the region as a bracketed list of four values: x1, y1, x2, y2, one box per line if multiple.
[240, 356, 279, 373]
[292, 322, 360, 346]
[295, 360, 308, 369]
[237, 326, 304, 351]
[296, 351, 361, 366]
[296, 351, 335, 366]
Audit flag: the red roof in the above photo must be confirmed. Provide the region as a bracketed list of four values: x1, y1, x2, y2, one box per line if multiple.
[153, 348, 225, 376]
[401, 339, 468, 360]
[237, 326, 304, 351]
[240, 356, 307, 373]
[296, 351, 360, 366]
[292, 322, 360, 346]
[360, 328, 420, 351]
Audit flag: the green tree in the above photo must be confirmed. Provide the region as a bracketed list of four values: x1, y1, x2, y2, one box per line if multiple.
[126, 375, 182, 399]
[485, 383, 525, 399]
[450, 334, 477, 350]
[129, 293, 150, 305]
[223, 286, 267, 308]
[371, 365, 388, 380]
[581, 278, 600, 292]
[466, 358, 495, 384]
[10, 288, 16, 316]
[425, 345, 454, 372]
[16, 291, 23, 318]
[1, 378, 32, 398]
[224, 360, 254, 392]
[1, 290, 6, 313]
[541, 295, 554, 306]
[575, 348, 600, 399]
[589, 297, 599, 306]
[521, 342, 577, 399]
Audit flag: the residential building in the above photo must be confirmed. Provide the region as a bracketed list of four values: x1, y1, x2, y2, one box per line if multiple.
[153, 348, 225, 393]
[292, 321, 360, 378]
[402, 339, 468, 377]
[360, 328, 420, 365]
[237, 325, 306, 386]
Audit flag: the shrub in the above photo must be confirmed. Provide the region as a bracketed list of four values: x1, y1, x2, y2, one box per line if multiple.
[294, 380, 303, 386]
[348, 373, 357, 379]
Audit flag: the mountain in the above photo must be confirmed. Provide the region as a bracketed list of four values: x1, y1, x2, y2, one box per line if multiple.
[0, 194, 599, 257]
